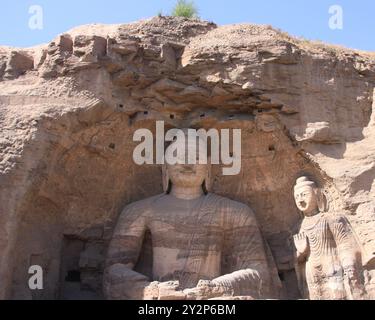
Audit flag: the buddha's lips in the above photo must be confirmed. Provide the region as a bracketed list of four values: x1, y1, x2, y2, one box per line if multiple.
[179, 170, 196, 174]
[299, 201, 307, 208]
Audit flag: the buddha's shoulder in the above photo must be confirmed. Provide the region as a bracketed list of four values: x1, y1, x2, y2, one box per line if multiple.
[323, 212, 351, 225]
[206, 193, 253, 214]
[121, 194, 165, 213]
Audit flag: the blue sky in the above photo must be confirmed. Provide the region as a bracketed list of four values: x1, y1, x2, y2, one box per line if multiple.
[1, 0, 374, 51]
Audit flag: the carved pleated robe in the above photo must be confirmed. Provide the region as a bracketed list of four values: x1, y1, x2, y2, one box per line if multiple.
[297, 213, 365, 300]
[105, 193, 280, 299]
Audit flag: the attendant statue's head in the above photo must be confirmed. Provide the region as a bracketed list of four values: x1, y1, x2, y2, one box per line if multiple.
[294, 176, 326, 216]
[162, 129, 211, 199]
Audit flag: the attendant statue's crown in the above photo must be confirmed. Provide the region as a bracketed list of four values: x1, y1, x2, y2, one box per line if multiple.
[294, 176, 316, 191]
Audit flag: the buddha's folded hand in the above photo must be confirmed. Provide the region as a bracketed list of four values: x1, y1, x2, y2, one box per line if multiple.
[183, 280, 225, 300]
[145, 280, 186, 300]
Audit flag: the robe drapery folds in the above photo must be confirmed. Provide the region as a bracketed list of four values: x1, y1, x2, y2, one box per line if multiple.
[297, 213, 365, 300]
[104, 193, 280, 299]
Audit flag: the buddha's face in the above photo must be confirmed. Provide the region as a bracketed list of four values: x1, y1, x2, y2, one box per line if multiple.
[166, 139, 208, 189]
[294, 186, 318, 215]
[167, 162, 207, 189]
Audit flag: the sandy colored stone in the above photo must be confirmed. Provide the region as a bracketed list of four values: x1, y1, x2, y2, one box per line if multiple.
[293, 176, 367, 300]
[0, 16, 374, 299]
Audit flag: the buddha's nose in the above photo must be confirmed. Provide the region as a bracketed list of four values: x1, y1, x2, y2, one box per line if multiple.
[182, 164, 194, 169]
[181, 164, 195, 171]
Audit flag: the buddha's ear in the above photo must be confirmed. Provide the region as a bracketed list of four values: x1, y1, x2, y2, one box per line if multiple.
[203, 158, 212, 194]
[162, 164, 170, 193]
[315, 187, 328, 212]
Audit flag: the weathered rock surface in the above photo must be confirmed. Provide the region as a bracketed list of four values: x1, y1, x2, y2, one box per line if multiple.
[0, 16, 374, 299]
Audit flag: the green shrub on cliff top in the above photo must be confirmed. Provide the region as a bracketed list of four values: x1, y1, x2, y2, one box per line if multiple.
[171, 0, 198, 18]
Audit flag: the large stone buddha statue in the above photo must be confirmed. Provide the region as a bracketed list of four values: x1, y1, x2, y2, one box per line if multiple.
[103, 131, 280, 300]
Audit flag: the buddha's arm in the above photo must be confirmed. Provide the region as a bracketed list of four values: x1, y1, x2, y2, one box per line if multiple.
[211, 268, 263, 297]
[330, 216, 362, 275]
[329, 215, 367, 298]
[103, 203, 151, 300]
[185, 206, 273, 300]
[184, 206, 271, 299]
[212, 210, 271, 298]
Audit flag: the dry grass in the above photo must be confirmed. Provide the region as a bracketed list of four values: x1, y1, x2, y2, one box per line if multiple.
[269, 26, 375, 61]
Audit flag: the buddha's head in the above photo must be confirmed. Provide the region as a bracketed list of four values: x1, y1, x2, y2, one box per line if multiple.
[294, 176, 326, 216]
[162, 129, 211, 194]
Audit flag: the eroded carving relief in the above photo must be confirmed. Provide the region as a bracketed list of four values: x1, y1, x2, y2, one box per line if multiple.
[293, 176, 368, 300]
[103, 131, 281, 300]
[1, 17, 374, 300]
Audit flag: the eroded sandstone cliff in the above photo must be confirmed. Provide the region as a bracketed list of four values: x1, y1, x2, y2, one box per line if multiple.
[0, 16, 374, 299]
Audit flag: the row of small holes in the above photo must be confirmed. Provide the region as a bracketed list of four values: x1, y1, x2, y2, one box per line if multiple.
[119, 107, 237, 121]
[106, 145, 272, 153]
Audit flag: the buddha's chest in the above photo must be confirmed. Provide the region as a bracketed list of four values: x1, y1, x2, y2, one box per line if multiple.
[303, 219, 336, 254]
[147, 208, 224, 251]
[150, 205, 223, 227]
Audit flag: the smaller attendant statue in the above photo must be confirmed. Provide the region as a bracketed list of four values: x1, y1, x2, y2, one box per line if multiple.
[293, 176, 366, 300]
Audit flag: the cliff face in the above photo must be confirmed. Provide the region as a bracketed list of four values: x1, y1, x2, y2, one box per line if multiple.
[0, 16, 374, 299]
